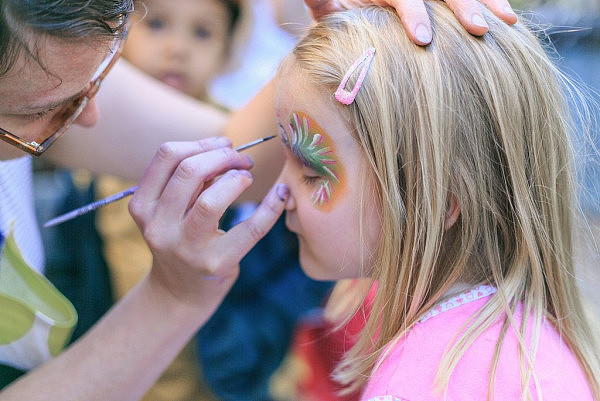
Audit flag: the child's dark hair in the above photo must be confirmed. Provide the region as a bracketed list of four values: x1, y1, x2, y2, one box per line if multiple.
[218, 0, 241, 35]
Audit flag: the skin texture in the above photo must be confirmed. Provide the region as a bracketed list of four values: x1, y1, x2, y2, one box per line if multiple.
[276, 68, 381, 281]
[122, 0, 231, 100]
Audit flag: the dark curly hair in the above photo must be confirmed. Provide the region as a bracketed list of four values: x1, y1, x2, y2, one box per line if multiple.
[0, 0, 134, 77]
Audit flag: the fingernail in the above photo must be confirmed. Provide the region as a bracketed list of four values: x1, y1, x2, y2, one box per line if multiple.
[471, 14, 488, 28]
[276, 183, 289, 202]
[243, 154, 254, 168]
[238, 169, 253, 179]
[415, 24, 432, 44]
[504, 6, 517, 16]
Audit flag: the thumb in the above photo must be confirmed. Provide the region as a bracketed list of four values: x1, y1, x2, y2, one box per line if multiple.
[221, 182, 290, 258]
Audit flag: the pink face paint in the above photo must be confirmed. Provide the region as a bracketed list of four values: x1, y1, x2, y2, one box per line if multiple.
[281, 112, 344, 207]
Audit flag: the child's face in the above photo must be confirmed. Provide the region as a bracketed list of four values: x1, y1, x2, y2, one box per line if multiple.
[275, 69, 381, 281]
[123, 0, 231, 100]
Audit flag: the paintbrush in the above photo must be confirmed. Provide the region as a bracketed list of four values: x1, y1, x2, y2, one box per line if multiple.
[44, 135, 277, 228]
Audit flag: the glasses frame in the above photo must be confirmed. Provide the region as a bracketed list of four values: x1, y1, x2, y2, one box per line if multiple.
[0, 22, 129, 156]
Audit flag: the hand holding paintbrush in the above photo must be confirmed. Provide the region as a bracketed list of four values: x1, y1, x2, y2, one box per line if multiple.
[44, 135, 276, 227]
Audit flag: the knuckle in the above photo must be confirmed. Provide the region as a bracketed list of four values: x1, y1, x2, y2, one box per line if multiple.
[142, 224, 166, 251]
[247, 220, 268, 242]
[128, 198, 142, 220]
[196, 196, 218, 217]
[196, 139, 211, 153]
[156, 142, 180, 162]
[203, 255, 224, 275]
[218, 147, 237, 162]
[175, 158, 198, 180]
[263, 194, 282, 215]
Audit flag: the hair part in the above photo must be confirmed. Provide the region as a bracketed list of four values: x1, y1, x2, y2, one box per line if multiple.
[0, 0, 133, 78]
[289, 3, 600, 398]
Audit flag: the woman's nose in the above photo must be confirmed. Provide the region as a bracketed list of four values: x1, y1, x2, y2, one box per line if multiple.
[73, 96, 99, 127]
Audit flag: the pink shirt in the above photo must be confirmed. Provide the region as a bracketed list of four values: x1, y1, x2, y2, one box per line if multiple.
[361, 286, 594, 401]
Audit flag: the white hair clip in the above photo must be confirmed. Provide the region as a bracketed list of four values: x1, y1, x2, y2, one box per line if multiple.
[334, 47, 376, 105]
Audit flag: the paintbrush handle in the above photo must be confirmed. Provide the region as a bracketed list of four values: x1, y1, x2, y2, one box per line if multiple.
[44, 185, 137, 228]
[43, 135, 277, 228]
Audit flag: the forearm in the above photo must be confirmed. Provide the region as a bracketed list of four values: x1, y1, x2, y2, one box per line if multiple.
[47, 60, 284, 202]
[46, 59, 228, 181]
[0, 272, 233, 401]
[223, 79, 284, 201]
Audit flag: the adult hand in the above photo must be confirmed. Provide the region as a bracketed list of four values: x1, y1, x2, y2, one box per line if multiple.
[128, 137, 289, 306]
[304, 0, 518, 45]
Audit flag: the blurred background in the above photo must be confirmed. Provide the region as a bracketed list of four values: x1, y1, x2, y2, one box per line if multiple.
[523, 0, 600, 320]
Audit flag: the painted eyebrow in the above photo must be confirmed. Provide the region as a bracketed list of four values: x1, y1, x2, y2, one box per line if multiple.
[278, 123, 291, 147]
[278, 122, 315, 169]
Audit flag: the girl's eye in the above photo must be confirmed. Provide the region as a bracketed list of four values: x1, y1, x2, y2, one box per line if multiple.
[299, 164, 322, 186]
[301, 175, 321, 186]
[147, 18, 165, 31]
[194, 26, 211, 39]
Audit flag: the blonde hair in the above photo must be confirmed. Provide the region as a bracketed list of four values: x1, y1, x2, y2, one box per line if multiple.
[286, 3, 600, 399]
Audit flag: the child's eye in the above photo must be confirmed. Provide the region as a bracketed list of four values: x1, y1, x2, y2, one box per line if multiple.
[301, 175, 321, 186]
[194, 26, 211, 39]
[147, 18, 165, 31]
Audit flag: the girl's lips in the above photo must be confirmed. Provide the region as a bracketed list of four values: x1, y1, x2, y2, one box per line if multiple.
[161, 73, 186, 91]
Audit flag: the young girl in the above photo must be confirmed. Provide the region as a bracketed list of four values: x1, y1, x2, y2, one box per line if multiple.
[274, 3, 600, 399]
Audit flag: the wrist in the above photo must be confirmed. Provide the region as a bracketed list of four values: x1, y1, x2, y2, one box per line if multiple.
[144, 264, 237, 318]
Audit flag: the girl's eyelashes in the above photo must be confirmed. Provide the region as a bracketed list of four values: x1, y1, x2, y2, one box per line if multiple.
[301, 172, 322, 186]
[278, 123, 290, 147]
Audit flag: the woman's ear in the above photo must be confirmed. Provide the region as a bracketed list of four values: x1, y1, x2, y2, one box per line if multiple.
[445, 193, 461, 230]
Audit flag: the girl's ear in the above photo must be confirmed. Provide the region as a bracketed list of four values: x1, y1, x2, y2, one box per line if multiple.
[445, 193, 461, 230]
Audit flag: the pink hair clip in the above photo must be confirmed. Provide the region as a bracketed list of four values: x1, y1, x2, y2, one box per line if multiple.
[334, 47, 376, 105]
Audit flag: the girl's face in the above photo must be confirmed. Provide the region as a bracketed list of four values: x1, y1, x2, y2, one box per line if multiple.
[123, 0, 231, 100]
[275, 69, 381, 281]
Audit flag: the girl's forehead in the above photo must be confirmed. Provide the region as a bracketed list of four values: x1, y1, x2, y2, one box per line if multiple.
[276, 69, 326, 120]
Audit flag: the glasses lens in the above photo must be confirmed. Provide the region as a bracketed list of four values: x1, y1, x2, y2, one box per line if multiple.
[1, 94, 88, 149]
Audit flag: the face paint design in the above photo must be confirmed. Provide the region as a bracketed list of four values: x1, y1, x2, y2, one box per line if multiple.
[281, 112, 341, 206]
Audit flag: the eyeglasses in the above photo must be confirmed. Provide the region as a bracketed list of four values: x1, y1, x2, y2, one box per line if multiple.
[0, 20, 129, 156]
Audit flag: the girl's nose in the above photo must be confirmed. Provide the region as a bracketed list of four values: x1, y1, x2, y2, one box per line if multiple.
[277, 168, 296, 211]
[73, 96, 99, 127]
[164, 32, 189, 60]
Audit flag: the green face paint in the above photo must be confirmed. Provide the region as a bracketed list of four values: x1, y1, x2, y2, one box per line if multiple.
[281, 112, 342, 206]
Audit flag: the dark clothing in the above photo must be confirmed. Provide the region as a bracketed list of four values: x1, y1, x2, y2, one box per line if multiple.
[198, 210, 333, 401]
